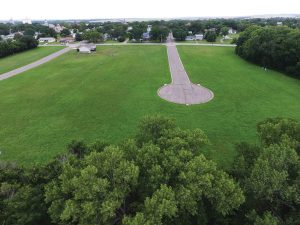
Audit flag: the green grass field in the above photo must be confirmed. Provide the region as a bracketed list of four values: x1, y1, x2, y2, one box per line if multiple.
[0, 46, 299, 168]
[0, 46, 64, 74]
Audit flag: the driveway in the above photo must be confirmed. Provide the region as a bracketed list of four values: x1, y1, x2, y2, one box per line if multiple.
[158, 33, 214, 105]
[0, 47, 71, 81]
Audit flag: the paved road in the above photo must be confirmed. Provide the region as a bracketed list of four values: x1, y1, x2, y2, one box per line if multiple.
[158, 33, 214, 105]
[40, 43, 235, 47]
[0, 47, 71, 81]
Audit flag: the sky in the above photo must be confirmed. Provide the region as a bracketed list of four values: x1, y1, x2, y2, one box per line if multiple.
[1, 0, 300, 20]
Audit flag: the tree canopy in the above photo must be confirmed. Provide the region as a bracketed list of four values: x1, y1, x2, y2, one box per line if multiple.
[1, 115, 245, 225]
[236, 26, 300, 78]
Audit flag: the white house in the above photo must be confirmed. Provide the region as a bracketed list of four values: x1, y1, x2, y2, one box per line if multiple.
[228, 28, 237, 34]
[195, 34, 204, 40]
[3, 34, 15, 40]
[277, 22, 283, 26]
[185, 36, 195, 41]
[147, 25, 152, 33]
[39, 37, 56, 43]
[54, 24, 64, 33]
[2, 32, 23, 40]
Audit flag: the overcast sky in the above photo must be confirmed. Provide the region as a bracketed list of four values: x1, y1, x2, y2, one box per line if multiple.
[1, 0, 300, 20]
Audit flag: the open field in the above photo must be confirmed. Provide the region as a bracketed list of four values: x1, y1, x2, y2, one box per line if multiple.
[0, 45, 299, 168]
[0, 46, 64, 74]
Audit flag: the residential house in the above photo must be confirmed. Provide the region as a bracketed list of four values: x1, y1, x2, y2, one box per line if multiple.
[228, 28, 237, 34]
[39, 37, 56, 43]
[2, 32, 23, 40]
[142, 32, 150, 41]
[185, 35, 195, 41]
[195, 34, 204, 40]
[54, 24, 64, 33]
[147, 25, 152, 33]
[103, 33, 111, 41]
[60, 37, 75, 44]
[277, 22, 283, 26]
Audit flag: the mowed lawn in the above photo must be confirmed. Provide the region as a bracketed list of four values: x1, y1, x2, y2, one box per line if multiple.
[0, 46, 64, 74]
[0, 45, 299, 168]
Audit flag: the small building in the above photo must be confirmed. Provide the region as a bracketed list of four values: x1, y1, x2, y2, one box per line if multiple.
[77, 43, 96, 53]
[195, 34, 204, 40]
[60, 37, 75, 44]
[277, 22, 283, 26]
[39, 37, 56, 43]
[78, 46, 91, 53]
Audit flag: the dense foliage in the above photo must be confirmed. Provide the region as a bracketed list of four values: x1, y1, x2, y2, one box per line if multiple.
[236, 26, 300, 78]
[1, 115, 299, 224]
[0, 115, 245, 225]
[230, 117, 300, 224]
[0, 35, 38, 58]
[204, 31, 217, 42]
[83, 30, 103, 43]
[150, 26, 169, 42]
[172, 28, 187, 41]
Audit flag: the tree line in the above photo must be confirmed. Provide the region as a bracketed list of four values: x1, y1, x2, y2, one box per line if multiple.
[236, 25, 300, 78]
[0, 35, 38, 58]
[0, 115, 299, 225]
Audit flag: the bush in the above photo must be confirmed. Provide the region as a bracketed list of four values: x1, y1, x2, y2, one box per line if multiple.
[117, 36, 126, 42]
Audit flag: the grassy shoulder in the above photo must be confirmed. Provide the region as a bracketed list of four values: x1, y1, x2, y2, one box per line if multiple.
[0, 46, 64, 74]
[0, 45, 299, 168]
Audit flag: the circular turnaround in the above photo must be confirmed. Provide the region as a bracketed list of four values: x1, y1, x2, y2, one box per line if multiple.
[158, 83, 214, 105]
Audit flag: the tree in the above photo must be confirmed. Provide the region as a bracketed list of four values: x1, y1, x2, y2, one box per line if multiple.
[75, 33, 83, 42]
[235, 26, 300, 78]
[83, 30, 103, 43]
[205, 31, 217, 42]
[150, 26, 169, 42]
[24, 28, 35, 36]
[60, 28, 71, 37]
[118, 36, 125, 42]
[44, 115, 244, 225]
[128, 25, 145, 41]
[231, 118, 300, 225]
[220, 26, 229, 36]
[0, 35, 38, 58]
[172, 29, 187, 41]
